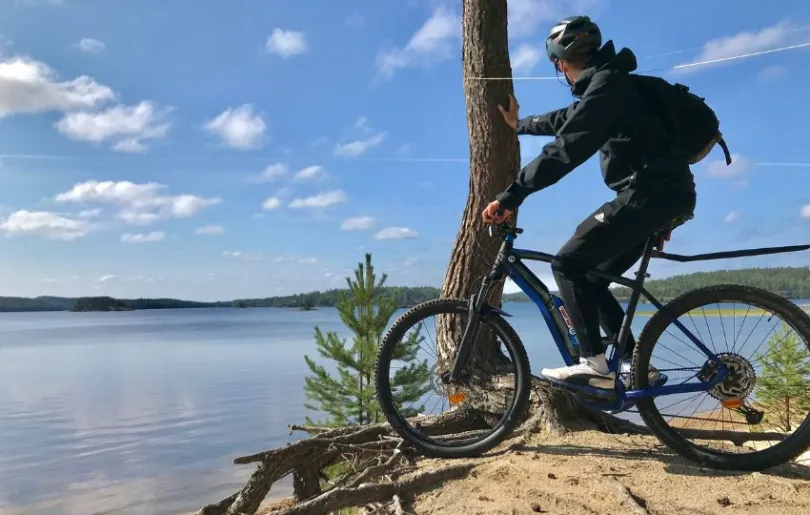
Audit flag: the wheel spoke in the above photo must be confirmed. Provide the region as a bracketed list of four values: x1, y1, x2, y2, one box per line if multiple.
[638, 287, 810, 470]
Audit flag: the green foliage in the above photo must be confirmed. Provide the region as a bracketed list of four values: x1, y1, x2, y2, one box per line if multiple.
[0, 296, 62, 312]
[0, 288, 440, 312]
[303, 253, 431, 426]
[502, 266, 810, 303]
[70, 296, 133, 312]
[754, 321, 810, 432]
[297, 296, 316, 311]
[231, 286, 440, 309]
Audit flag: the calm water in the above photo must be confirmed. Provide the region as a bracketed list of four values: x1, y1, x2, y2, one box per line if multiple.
[0, 300, 807, 514]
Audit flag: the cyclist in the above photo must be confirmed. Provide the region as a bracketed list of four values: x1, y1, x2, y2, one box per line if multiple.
[482, 15, 696, 391]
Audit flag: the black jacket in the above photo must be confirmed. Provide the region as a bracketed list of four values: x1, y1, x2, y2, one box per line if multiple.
[495, 41, 695, 211]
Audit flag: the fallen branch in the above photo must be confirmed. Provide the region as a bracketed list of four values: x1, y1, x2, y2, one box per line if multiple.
[343, 450, 404, 489]
[265, 463, 475, 515]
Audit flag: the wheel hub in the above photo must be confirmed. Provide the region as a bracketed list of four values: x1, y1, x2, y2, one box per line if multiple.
[429, 363, 450, 396]
[698, 353, 756, 402]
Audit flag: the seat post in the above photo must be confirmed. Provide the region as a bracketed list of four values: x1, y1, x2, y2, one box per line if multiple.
[612, 238, 656, 368]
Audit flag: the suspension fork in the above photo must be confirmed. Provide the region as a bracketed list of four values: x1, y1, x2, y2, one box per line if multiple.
[447, 237, 509, 383]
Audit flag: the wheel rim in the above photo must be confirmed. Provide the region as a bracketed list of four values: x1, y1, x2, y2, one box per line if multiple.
[377, 304, 523, 450]
[637, 290, 810, 463]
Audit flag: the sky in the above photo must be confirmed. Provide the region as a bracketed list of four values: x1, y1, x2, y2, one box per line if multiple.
[0, 0, 809, 301]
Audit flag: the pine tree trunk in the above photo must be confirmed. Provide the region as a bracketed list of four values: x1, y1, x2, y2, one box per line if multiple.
[439, 0, 518, 308]
[435, 0, 595, 436]
[435, 0, 519, 373]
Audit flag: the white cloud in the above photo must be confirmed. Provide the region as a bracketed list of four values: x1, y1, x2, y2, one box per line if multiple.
[222, 250, 263, 261]
[204, 104, 266, 149]
[121, 231, 165, 244]
[676, 20, 799, 73]
[374, 227, 419, 240]
[354, 116, 374, 135]
[334, 132, 386, 157]
[507, 0, 603, 38]
[77, 38, 105, 54]
[194, 225, 224, 235]
[0, 56, 115, 117]
[511, 44, 542, 73]
[0, 210, 91, 240]
[55, 101, 171, 152]
[265, 28, 307, 58]
[801, 205, 810, 219]
[248, 163, 288, 183]
[273, 256, 319, 265]
[262, 196, 281, 210]
[289, 190, 347, 209]
[724, 210, 740, 223]
[54, 180, 221, 226]
[376, 7, 461, 77]
[706, 154, 753, 178]
[341, 216, 375, 231]
[293, 165, 325, 181]
[98, 274, 116, 282]
[78, 208, 102, 218]
[758, 64, 788, 81]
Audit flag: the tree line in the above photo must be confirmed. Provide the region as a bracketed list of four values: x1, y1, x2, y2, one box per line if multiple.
[501, 266, 810, 303]
[1, 266, 808, 312]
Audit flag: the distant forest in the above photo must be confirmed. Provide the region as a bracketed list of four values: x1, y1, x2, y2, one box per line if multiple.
[0, 286, 442, 312]
[1, 267, 808, 312]
[502, 266, 810, 303]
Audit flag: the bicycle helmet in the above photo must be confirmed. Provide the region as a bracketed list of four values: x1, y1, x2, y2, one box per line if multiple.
[545, 16, 601, 68]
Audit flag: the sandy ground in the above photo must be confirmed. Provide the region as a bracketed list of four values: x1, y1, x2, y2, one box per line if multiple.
[408, 430, 810, 515]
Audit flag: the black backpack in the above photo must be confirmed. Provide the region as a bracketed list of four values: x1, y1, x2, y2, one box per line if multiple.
[631, 74, 732, 166]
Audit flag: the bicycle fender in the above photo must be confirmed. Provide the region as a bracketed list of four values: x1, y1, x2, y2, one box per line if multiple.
[482, 303, 512, 317]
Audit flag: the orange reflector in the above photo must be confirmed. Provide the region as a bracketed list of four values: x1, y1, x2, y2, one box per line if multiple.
[722, 399, 743, 409]
[449, 392, 466, 405]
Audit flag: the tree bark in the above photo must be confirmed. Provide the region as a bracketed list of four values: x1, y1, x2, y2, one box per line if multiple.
[433, 0, 596, 436]
[440, 0, 519, 308]
[292, 467, 321, 502]
[435, 0, 521, 394]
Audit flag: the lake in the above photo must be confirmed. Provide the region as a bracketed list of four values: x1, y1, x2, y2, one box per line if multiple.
[1, 300, 808, 514]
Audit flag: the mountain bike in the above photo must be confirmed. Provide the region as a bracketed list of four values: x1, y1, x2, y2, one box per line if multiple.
[375, 218, 810, 471]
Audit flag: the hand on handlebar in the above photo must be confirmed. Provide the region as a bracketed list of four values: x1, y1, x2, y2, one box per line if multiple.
[481, 200, 513, 225]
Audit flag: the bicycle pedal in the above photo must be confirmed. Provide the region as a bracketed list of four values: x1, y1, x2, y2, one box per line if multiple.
[543, 376, 616, 399]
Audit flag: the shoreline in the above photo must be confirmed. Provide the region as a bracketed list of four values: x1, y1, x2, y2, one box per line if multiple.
[1, 299, 807, 314]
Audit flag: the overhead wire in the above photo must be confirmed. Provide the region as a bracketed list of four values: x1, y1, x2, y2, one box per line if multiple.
[466, 41, 810, 81]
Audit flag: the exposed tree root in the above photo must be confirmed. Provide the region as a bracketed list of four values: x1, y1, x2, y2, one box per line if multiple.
[194, 379, 783, 515]
[269, 464, 474, 515]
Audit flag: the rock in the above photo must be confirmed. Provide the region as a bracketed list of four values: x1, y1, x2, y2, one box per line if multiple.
[717, 496, 732, 507]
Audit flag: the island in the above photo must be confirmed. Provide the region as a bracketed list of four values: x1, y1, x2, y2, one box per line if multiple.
[70, 296, 134, 312]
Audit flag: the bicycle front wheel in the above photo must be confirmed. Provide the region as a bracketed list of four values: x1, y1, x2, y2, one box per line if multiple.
[633, 285, 810, 470]
[375, 299, 531, 458]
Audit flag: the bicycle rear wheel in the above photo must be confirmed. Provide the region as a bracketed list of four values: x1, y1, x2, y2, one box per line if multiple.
[375, 299, 531, 458]
[633, 285, 810, 470]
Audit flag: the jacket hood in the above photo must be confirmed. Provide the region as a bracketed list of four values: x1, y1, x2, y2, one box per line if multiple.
[571, 41, 638, 97]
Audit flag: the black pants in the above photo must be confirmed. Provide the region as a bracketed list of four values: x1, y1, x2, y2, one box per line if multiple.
[551, 186, 696, 358]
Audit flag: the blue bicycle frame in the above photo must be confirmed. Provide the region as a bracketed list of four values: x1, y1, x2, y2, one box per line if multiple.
[447, 222, 810, 408]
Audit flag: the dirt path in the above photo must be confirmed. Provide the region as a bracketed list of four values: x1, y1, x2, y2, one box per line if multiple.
[410, 430, 810, 515]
